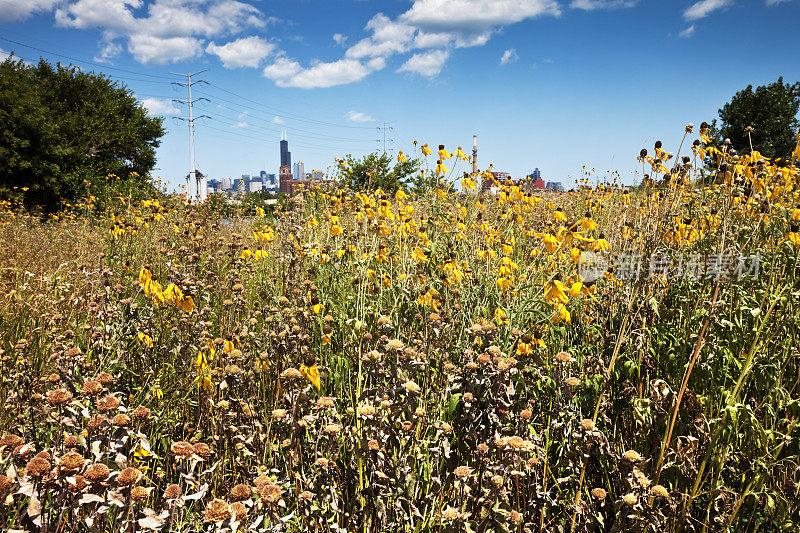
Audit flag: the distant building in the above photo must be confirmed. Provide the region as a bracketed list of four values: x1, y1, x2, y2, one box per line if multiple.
[280, 131, 291, 169]
[221, 178, 232, 191]
[293, 161, 305, 182]
[279, 165, 335, 195]
[546, 181, 565, 192]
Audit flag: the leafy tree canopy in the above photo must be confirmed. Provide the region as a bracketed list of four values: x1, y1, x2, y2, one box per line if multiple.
[336, 152, 420, 193]
[717, 77, 800, 160]
[0, 56, 165, 212]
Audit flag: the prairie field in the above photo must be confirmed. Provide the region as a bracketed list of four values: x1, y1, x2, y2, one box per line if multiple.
[1, 128, 800, 533]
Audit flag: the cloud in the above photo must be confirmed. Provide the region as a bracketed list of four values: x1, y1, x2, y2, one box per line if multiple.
[401, 0, 561, 31]
[347, 110, 375, 122]
[55, 0, 267, 64]
[263, 56, 386, 89]
[678, 24, 696, 37]
[94, 33, 123, 63]
[570, 0, 638, 9]
[683, 0, 731, 20]
[766, 0, 793, 4]
[232, 121, 248, 128]
[397, 49, 450, 77]
[500, 48, 518, 65]
[272, 116, 285, 124]
[0, 0, 60, 22]
[333, 33, 347, 46]
[128, 34, 203, 64]
[206, 36, 275, 68]
[140, 97, 179, 116]
[345, 13, 416, 59]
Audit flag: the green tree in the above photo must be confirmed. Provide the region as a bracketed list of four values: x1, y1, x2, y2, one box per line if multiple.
[0, 56, 165, 212]
[336, 152, 420, 193]
[717, 77, 800, 160]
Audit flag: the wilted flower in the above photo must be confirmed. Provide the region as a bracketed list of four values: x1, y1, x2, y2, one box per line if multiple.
[46, 388, 72, 406]
[171, 441, 194, 459]
[403, 380, 421, 394]
[454, 466, 473, 479]
[204, 498, 231, 522]
[84, 463, 111, 482]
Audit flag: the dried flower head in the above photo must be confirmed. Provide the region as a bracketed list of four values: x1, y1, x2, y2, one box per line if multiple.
[386, 338, 404, 351]
[581, 419, 595, 431]
[403, 380, 421, 394]
[25, 456, 51, 477]
[204, 498, 231, 522]
[58, 451, 85, 472]
[440, 506, 461, 521]
[164, 484, 182, 500]
[555, 351, 576, 364]
[193, 443, 212, 460]
[280, 368, 304, 380]
[132, 406, 151, 421]
[622, 450, 643, 462]
[592, 487, 607, 500]
[454, 466, 473, 479]
[230, 483, 252, 501]
[171, 441, 194, 459]
[81, 380, 102, 396]
[230, 502, 248, 520]
[112, 413, 131, 427]
[259, 482, 283, 504]
[0, 434, 23, 449]
[46, 388, 73, 406]
[118, 467, 141, 486]
[97, 372, 114, 387]
[97, 395, 121, 413]
[622, 493, 637, 506]
[650, 484, 669, 499]
[565, 377, 581, 387]
[84, 463, 111, 482]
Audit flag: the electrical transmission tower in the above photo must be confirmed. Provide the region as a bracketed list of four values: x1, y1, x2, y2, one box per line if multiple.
[376, 122, 395, 155]
[172, 70, 210, 202]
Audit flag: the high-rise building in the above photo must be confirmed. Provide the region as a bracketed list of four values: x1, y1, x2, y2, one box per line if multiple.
[293, 162, 305, 182]
[222, 178, 232, 190]
[280, 131, 291, 170]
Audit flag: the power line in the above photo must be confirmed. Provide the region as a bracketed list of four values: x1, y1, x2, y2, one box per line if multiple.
[202, 83, 376, 130]
[0, 35, 175, 80]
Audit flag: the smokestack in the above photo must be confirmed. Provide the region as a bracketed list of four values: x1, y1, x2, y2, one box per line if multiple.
[472, 134, 478, 175]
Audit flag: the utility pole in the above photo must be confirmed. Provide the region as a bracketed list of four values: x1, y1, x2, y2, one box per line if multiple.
[376, 122, 394, 154]
[472, 134, 478, 175]
[172, 70, 209, 202]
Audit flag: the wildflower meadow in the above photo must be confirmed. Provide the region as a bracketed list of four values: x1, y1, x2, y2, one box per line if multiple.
[1, 124, 800, 532]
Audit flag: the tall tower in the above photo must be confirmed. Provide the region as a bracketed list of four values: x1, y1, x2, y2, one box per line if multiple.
[280, 130, 291, 171]
[472, 134, 478, 175]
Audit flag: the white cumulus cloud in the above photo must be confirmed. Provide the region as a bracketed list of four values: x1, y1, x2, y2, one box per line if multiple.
[140, 97, 179, 116]
[397, 49, 450, 77]
[128, 34, 203, 64]
[272, 116, 285, 124]
[400, 0, 561, 31]
[263, 56, 385, 89]
[500, 48, 518, 65]
[347, 110, 375, 122]
[0, 0, 61, 22]
[684, 0, 731, 20]
[679, 24, 696, 38]
[206, 36, 275, 68]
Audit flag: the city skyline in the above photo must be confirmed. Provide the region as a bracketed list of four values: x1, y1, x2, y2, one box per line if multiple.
[1, 1, 798, 191]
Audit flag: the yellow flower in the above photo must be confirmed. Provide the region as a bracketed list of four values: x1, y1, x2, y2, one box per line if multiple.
[300, 364, 321, 392]
[137, 332, 153, 349]
[397, 150, 407, 163]
[553, 303, 571, 324]
[438, 147, 451, 160]
[330, 224, 343, 236]
[312, 303, 325, 315]
[543, 279, 569, 304]
[421, 144, 432, 156]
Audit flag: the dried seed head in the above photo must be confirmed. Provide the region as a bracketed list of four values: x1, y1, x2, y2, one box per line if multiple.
[84, 463, 111, 482]
[171, 441, 194, 459]
[111, 414, 131, 427]
[58, 451, 85, 472]
[204, 499, 231, 523]
[591, 487, 607, 500]
[230, 483, 252, 501]
[259, 483, 283, 504]
[454, 466, 472, 479]
[0, 435, 23, 449]
[82, 380, 102, 396]
[97, 395, 121, 413]
[622, 450, 643, 462]
[97, 372, 114, 387]
[650, 485, 669, 499]
[622, 493, 637, 506]
[192, 443, 212, 460]
[164, 484, 182, 500]
[117, 467, 141, 486]
[132, 406, 151, 421]
[46, 388, 73, 406]
[25, 457, 51, 477]
[230, 502, 248, 520]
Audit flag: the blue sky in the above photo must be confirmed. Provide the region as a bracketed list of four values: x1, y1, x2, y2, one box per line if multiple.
[1, 0, 798, 190]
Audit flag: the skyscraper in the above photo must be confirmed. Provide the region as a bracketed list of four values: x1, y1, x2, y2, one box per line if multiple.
[293, 161, 305, 181]
[280, 131, 291, 170]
